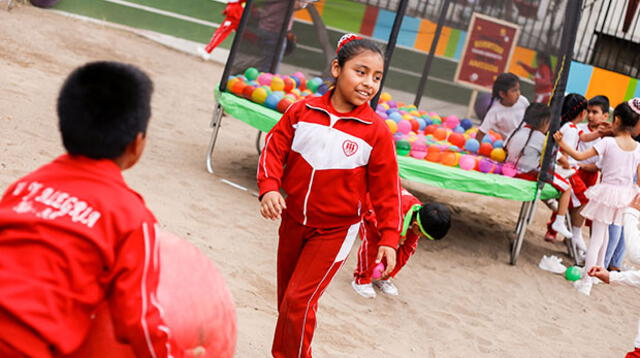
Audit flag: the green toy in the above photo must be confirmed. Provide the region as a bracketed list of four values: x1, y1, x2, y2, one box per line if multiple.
[564, 266, 581, 281]
[395, 139, 411, 156]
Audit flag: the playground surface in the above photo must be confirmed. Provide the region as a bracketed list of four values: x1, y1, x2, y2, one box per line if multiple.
[1, 5, 638, 357]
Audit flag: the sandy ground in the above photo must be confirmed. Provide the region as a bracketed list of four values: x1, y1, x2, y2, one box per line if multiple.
[1, 6, 639, 357]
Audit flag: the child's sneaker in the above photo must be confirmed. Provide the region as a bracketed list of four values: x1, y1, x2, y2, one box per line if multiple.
[574, 276, 592, 296]
[373, 279, 399, 296]
[351, 281, 376, 298]
[551, 220, 573, 238]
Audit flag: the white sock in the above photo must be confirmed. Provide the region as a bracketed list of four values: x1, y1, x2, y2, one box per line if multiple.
[554, 215, 565, 225]
[572, 226, 587, 251]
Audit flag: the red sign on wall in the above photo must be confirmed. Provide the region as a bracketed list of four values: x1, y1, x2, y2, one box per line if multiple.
[454, 13, 520, 91]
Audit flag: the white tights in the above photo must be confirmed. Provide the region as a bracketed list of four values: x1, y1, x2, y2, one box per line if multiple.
[584, 220, 610, 271]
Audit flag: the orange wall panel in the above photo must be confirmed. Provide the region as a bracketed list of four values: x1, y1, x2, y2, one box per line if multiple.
[508, 47, 537, 79]
[586, 67, 631, 106]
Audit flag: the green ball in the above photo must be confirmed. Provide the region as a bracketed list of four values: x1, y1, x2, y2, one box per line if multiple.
[306, 79, 320, 93]
[244, 67, 259, 81]
[564, 266, 581, 281]
[396, 139, 411, 156]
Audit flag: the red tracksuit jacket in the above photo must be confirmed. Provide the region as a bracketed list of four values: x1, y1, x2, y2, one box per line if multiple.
[258, 91, 401, 247]
[0, 154, 181, 358]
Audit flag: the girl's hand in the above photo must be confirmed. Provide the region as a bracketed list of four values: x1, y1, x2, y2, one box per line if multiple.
[553, 131, 563, 143]
[587, 266, 610, 284]
[376, 246, 396, 279]
[260, 191, 287, 220]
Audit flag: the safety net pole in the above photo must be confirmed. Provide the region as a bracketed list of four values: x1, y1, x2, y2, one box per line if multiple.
[537, 0, 583, 191]
[218, 0, 255, 92]
[269, 0, 296, 74]
[371, 0, 409, 108]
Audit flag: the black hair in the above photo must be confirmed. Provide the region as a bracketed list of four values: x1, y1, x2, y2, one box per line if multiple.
[57, 61, 153, 159]
[560, 93, 587, 125]
[480, 73, 520, 121]
[588, 95, 610, 114]
[417, 202, 451, 240]
[336, 38, 384, 67]
[536, 52, 552, 70]
[505, 103, 551, 165]
[613, 101, 640, 132]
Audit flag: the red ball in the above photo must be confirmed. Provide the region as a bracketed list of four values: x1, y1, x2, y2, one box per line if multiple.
[424, 125, 438, 135]
[283, 77, 296, 93]
[479, 142, 493, 157]
[242, 85, 256, 100]
[277, 98, 294, 113]
[433, 128, 448, 141]
[448, 132, 466, 148]
[67, 231, 237, 358]
[231, 81, 246, 96]
[409, 119, 420, 132]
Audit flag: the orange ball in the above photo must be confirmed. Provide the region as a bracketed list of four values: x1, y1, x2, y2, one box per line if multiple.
[479, 142, 493, 157]
[424, 125, 438, 135]
[426, 152, 442, 162]
[433, 128, 448, 141]
[440, 152, 460, 167]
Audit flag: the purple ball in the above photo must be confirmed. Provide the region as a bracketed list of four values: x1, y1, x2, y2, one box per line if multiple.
[376, 111, 388, 119]
[387, 100, 398, 108]
[478, 158, 495, 173]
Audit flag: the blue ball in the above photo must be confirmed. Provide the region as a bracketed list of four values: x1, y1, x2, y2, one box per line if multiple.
[317, 83, 329, 95]
[464, 138, 480, 153]
[493, 140, 504, 148]
[387, 107, 398, 115]
[272, 91, 285, 100]
[291, 76, 301, 87]
[423, 118, 433, 126]
[389, 112, 403, 123]
[481, 136, 494, 144]
[453, 125, 465, 133]
[416, 117, 426, 130]
[460, 118, 473, 130]
[265, 94, 280, 110]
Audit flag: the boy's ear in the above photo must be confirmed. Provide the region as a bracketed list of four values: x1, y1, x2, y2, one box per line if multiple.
[122, 132, 146, 169]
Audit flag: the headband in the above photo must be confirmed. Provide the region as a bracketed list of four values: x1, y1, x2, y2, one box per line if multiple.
[628, 97, 640, 115]
[336, 33, 363, 54]
[400, 204, 435, 241]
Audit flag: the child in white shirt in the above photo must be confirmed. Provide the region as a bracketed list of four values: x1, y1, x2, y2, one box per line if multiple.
[477, 73, 530, 143]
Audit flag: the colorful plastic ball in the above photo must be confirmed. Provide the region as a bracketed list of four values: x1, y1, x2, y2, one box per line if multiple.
[433, 128, 448, 141]
[448, 132, 466, 148]
[264, 93, 280, 110]
[226, 77, 240, 92]
[425, 151, 442, 162]
[397, 119, 412, 134]
[306, 79, 319, 93]
[292, 71, 305, 80]
[396, 139, 411, 156]
[244, 67, 259, 81]
[464, 138, 480, 153]
[459, 154, 476, 170]
[257, 73, 272, 86]
[501, 162, 517, 177]
[385, 119, 398, 134]
[387, 100, 397, 108]
[431, 117, 442, 125]
[271, 91, 285, 100]
[380, 92, 392, 102]
[481, 135, 494, 144]
[424, 125, 437, 135]
[317, 83, 330, 95]
[270, 76, 285, 92]
[231, 81, 247, 96]
[276, 97, 294, 113]
[443, 116, 460, 129]
[409, 119, 420, 132]
[478, 158, 495, 173]
[493, 163, 503, 175]
[376, 111, 389, 119]
[493, 140, 504, 149]
[410, 141, 428, 160]
[440, 152, 459, 167]
[565, 266, 582, 281]
[416, 118, 426, 131]
[250, 87, 268, 104]
[242, 85, 256, 100]
[460, 118, 473, 130]
[490, 148, 507, 163]
[410, 110, 421, 117]
[453, 125, 465, 134]
[479, 142, 494, 157]
[260, 85, 272, 95]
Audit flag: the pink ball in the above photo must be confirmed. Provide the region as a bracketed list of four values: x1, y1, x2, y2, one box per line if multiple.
[372, 262, 385, 279]
[478, 158, 495, 173]
[257, 73, 272, 86]
[397, 119, 412, 134]
[410, 141, 428, 160]
[459, 154, 476, 170]
[443, 116, 460, 129]
[502, 162, 517, 177]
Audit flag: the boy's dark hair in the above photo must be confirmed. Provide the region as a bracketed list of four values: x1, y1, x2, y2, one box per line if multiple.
[588, 95, 610, 114]
[417, 202, 451, 240]
[504, 103, 551, 165]
[57, 61, 153, 159]
[613, 100, 640, 131]
[336, 38, 384, 67]
[560, 93, 587, 124]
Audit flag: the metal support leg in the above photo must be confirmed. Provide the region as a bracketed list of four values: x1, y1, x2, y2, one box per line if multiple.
[205, 103, 224, 174]
[511, 200, 538, 265]
[255, 130, 263, 155]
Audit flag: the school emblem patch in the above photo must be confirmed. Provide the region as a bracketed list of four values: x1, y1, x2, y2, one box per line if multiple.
[342, 140, 358, 157]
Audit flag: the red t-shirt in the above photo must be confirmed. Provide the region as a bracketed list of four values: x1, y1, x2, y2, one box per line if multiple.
[0, 154, 182, 357]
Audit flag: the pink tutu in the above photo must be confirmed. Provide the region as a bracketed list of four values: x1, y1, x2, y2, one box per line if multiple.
[580, 183, 639, 225]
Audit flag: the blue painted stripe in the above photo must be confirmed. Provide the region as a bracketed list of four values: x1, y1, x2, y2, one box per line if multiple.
[398, 15, 420, 47]
[372, 9, 394, 41]
[454, 31, 467, 60]
[566, 61, 593, 95]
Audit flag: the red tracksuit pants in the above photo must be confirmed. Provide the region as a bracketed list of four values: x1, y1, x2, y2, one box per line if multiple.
[353, 220, 417, 285]
[272, 213, 360, 358]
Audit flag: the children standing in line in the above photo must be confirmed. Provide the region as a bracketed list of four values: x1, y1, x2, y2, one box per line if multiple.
[589, 194, 640, 357]
[0, 62, 187, 357]
[555, 98, 640, 295]
[257, 34, 401, 358]
[352, 188, 451, 298]
[476, 72, 530, 143]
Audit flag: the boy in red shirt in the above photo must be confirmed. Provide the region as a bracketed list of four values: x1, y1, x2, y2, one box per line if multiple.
[352, 188, 451, 297]
[0, 62, 188, 357]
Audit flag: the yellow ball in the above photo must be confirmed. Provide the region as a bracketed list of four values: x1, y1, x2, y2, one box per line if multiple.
[270, 77, 285, 92]
[227, 77, 240, 91]
[380, 92, 392, 102]
[490, 148, 507, 163]
[251, 87, 268, 104]
[385, 119, 398, 134]
[410, 110, 420, 116]
[380, 103, 390, 110]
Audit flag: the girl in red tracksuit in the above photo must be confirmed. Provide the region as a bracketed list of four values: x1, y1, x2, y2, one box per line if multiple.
[258, 34, 401, 358]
